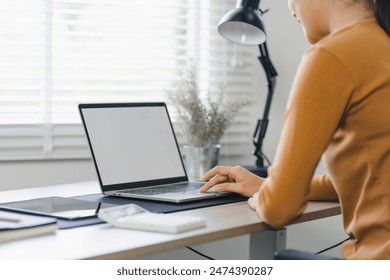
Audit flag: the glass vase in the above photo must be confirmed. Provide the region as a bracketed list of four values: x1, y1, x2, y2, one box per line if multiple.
[183, 144, 221, 181]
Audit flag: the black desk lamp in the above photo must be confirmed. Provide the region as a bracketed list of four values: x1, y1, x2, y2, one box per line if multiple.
[218, 0, 277, 177]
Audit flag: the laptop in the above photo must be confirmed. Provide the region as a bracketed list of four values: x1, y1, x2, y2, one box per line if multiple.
[78, 102, 228, 203]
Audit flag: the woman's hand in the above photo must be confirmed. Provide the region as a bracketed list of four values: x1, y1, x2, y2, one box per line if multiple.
[199, 165, 264, 197]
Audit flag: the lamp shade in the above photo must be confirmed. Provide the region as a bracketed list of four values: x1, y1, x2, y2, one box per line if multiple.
[218, 0, 266, 45]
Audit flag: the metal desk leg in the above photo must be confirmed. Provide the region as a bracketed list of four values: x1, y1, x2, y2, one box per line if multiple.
[249, 228, 286, 259]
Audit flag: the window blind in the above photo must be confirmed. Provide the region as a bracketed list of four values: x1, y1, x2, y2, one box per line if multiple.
[0, 0, 258, 161]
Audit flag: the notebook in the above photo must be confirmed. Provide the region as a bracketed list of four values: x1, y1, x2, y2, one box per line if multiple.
[78, 102, 228, 203]
[0, 210, 58, 243]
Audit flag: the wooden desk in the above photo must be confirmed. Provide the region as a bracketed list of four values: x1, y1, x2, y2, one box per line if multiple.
[0, 181, 341, 260]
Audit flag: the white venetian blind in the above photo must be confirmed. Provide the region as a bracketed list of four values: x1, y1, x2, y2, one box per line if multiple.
[0, 0, 257, 161]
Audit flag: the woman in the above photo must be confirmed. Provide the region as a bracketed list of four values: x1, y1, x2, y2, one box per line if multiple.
[200, 0, 390, 259]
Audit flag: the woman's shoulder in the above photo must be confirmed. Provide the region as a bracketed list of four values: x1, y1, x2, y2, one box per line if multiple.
[302, 19, 389, 74]
[313, 19, 387, 57]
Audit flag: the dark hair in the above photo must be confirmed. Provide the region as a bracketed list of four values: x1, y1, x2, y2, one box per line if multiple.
[373, 0, 390, 36]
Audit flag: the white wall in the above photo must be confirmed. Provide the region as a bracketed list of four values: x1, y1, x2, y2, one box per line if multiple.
[0, 0, 346, 259]
[0, 159, 96, 191]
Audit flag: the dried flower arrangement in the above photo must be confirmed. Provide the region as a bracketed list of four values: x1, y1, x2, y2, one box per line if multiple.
[167, 64, 249, 147]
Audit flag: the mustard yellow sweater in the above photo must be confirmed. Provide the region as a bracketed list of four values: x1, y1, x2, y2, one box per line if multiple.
[257, 19, 390, 259]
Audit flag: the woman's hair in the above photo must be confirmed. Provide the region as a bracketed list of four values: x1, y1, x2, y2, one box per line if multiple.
[372, 0, 390, 36]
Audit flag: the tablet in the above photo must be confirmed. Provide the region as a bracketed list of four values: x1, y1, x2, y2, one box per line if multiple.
[0, 196, 116, 220]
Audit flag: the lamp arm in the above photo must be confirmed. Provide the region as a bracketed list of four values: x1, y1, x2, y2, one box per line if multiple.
[253, 42, 278, 167]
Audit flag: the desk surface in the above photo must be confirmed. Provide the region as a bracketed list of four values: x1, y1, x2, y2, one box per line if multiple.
[0, 181, 341, 260]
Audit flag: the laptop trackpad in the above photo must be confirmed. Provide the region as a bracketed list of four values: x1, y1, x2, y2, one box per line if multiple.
[152, 190, 216, 199]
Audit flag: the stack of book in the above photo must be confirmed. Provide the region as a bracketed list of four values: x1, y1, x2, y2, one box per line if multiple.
[0, 210, 58, 243]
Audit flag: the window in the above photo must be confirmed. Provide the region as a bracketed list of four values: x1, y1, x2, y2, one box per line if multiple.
[0, 0, 257, 161]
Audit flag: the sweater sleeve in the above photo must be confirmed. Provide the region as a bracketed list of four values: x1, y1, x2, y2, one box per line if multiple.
[256, 47, 353, 228]
[309, 174, 339, 201]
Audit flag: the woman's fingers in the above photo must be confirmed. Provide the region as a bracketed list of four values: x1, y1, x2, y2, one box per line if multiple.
[199, 165, 262, 197]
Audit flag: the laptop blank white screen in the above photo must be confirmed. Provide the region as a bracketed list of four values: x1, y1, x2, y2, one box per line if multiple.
[81, 105, 186, 185]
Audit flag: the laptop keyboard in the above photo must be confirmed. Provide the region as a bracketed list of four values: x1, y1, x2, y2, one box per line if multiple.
[120, 183, 193, 196]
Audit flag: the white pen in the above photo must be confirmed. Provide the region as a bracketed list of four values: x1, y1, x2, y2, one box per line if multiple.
[0, 216, 20, 223]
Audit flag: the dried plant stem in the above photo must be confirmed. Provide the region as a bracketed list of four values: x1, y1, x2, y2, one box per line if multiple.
[167, 63, 249, 147]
